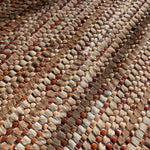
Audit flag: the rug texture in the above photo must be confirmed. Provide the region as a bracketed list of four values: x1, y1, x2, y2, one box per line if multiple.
[0, 0, 150, 150]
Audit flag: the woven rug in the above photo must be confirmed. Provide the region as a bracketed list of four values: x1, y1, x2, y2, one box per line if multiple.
[0, 0, 150, 149]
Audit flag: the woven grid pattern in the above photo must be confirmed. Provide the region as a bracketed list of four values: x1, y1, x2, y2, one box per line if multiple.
[0, 0, 150, 149]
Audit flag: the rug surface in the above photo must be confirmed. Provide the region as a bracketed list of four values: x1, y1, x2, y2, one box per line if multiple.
[0, 0, 150, 149]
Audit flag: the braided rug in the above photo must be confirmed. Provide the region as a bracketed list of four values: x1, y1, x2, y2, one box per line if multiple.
[0, 0, 150, 149]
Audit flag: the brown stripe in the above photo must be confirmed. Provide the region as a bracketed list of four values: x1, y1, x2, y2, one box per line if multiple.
[0, 0, 112, 120]
[53, 12, 150, 148]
